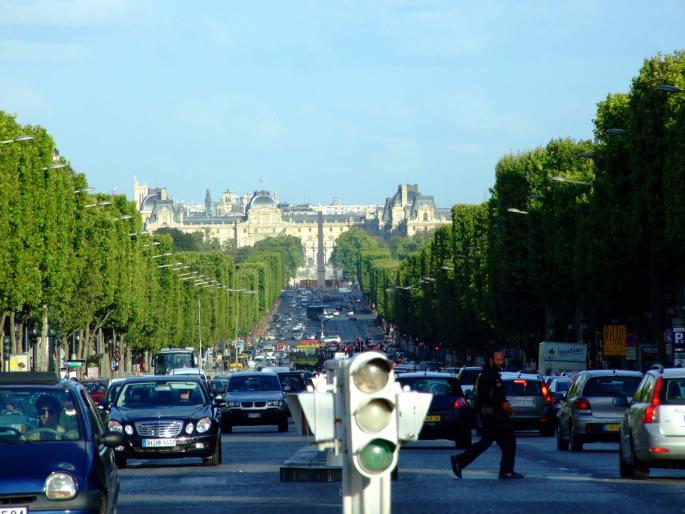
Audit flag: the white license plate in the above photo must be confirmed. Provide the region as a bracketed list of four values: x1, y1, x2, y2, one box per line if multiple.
[1, 508, 28, 514]
[142, 438, 176, 447]
[247, 413, 261, 418]
[510, 398, 536, 408]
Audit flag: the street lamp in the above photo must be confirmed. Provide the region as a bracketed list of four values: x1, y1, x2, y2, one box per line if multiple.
[114, 214, 133, 221]
[606, 128, 626, 136]
[506, 207, 529, 215]
[143, 241, 160, 247]
[74, 187, 94, 194]
[43, 163, 66, 171]
[656, 84, 684, 93]
[550, 176, 593, 187]
[0, 134, 34, 145]
[152, 252, 173, 259]
[84, 201, 112, 209]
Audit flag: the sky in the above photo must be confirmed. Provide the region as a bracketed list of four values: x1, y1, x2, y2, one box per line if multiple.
[1, 1, 684, 208]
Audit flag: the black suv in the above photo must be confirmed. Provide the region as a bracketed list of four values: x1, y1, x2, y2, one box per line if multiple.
[105, 375, 224, 467]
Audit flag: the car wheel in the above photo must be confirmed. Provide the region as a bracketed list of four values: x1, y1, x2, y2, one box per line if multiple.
[570, 424, 583, 452]
[278, 419, 289, 433]
[556, 425, 569, 451]
[114, 455, 127, 469]
[619, 438, 631, 478]
[628, 437, 649, 480]
[203, 437, 222, 466]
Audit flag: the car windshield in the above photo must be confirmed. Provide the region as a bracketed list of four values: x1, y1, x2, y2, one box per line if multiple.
[583, 376, 642, 397]
[0, 388, 82, 443]
[459, 369, 481, 385]
[504, 379, 542, 396]
[278, 374, 306, 392]
[228, 375, 282, 392]
[116, 381, 205, 408]
[84, 382, 106, 394]
[398, 377, 464, 397]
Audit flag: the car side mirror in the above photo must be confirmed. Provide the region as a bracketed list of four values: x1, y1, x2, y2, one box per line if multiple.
[613, 396, 628, 407]
[98, 431, 126, 448]
[283, 385, 292, 392]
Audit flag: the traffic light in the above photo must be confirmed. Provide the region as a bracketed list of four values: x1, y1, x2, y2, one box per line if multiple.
[287, 373, 336, 446]
[2, 336, 10, 358]
[343, 352, 398, 478]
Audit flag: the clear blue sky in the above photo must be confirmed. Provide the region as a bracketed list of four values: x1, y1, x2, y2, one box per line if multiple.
[2, 1, 684, 207]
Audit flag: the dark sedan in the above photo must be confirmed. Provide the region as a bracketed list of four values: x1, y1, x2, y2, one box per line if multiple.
[397, 372, 473, 448]
[0, 372, 124, 514]
[106, 376, 223, 467]
[222, 372, 289, 433]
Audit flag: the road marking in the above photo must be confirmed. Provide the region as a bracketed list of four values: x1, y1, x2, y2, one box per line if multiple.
[118, 494, 340, 507]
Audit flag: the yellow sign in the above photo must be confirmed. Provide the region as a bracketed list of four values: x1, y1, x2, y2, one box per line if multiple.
[603, 325, 627, 357]
[9, 353, 29, 372]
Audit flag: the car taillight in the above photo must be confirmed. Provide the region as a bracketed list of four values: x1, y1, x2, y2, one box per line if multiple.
[541, 384, 552, 404]
[454, 398, 468, 409]
[574, 398, 591, 411]
[643, 375, 663, 424]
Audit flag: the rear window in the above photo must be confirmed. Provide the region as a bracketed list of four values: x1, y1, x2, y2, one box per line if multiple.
[459, 369, 481, 385]
[582, 376, 641, 397]
[504, 379, 542, 396]
[663, 378, 685, 405]
[398, 377, 464, 397]
[553, 381, 570, 393]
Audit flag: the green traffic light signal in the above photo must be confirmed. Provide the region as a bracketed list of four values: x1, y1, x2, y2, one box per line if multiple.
[358, 438, 396, 474]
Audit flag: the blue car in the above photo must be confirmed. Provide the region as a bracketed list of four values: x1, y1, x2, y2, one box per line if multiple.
[0, 372, 124, 514]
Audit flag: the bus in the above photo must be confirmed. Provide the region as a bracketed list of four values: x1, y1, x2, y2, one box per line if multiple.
[306, 305, 326, 321]
[152, 347, 198, 375]
[292, 340, 321, 369]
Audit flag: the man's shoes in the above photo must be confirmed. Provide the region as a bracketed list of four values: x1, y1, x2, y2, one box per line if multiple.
[450, 455, 462, 479]
[498, 471, 524, 479]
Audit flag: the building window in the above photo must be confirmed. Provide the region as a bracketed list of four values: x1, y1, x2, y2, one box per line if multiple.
[423, 213, 428, 222]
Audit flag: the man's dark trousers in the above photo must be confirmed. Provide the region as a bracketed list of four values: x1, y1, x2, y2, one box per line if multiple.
[455, 413, 516, 474]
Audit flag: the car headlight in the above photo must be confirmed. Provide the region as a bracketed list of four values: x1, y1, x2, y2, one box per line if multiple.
[196, 417, 211, 433]
[267, 400, 283, 407]
[124, 425, 134, 435]
[108, 420, 122, 432]
[227, 401, 241, 408]
[185, 422, 195, 435]
[44, 472, 77, 500]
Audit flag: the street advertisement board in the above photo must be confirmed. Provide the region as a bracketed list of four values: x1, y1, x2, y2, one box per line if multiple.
[9, 353, 30, 372]
[603, 325, 627, 357]
[538, 342, 587, 374]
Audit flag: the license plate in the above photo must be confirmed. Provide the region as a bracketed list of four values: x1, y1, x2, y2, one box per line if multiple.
[142, 438, 176, 447]
[510, 398, 535, 408]
[606, 424, 620, 432]
[1, 508, 28, 514]
[425, 415, 441, 422]
[247, 413, 261, 418]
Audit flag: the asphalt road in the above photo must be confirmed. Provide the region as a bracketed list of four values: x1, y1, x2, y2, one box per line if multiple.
[117, 424, 685, 514]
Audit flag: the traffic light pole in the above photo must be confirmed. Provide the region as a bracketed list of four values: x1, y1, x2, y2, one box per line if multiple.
[343, 465, 391, 514]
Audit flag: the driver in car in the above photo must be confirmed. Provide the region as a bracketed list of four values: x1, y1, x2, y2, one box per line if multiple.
[28, 395, 66, 440]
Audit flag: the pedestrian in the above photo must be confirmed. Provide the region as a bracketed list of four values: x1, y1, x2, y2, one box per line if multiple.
[450, 348, 523, 480]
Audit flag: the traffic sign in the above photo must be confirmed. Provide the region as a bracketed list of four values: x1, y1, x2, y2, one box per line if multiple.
[64, 359, 85, 368]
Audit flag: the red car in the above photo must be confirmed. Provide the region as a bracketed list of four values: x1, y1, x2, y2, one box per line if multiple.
[81, 379, 108, 405]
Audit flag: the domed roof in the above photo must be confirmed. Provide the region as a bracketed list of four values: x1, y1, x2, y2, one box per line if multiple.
[249, 192, 276, 209]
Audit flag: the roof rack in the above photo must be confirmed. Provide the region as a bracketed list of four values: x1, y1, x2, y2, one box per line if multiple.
[0, 372, 61, 385]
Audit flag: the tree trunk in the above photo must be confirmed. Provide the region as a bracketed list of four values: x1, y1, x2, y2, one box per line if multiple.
[9, 313, 16, 354]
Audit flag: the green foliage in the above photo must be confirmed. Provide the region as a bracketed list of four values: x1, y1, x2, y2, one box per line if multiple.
[331, 228, 380, 279]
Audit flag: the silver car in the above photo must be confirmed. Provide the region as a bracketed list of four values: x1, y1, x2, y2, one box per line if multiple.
[619, 367, 685, 479]
[556, 369, 643, 451]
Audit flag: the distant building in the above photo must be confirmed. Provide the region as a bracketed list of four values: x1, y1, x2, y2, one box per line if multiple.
[133, 180, 450, 262]
[376, 184, 451, 237]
